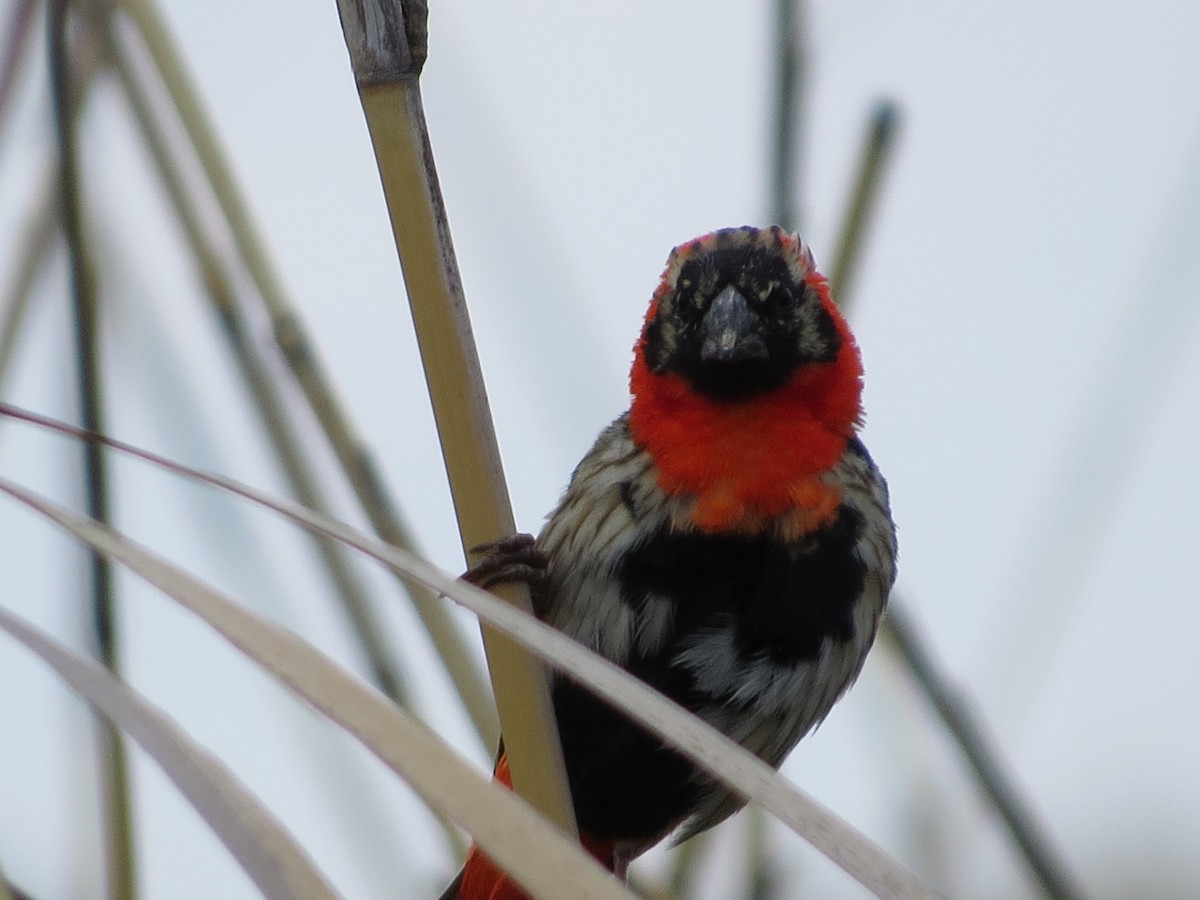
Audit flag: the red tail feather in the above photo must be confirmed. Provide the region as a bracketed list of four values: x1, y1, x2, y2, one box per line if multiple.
[454, 754, 616, 900]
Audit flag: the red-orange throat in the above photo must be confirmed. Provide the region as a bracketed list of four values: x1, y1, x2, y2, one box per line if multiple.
[628, 337, 862, 536]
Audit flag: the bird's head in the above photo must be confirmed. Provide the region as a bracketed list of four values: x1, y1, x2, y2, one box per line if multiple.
[633, 225, 860, 406]
[628, 227, 866, 527]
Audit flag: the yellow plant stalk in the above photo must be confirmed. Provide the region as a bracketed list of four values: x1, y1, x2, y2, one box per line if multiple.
[334, 0, 577, 837]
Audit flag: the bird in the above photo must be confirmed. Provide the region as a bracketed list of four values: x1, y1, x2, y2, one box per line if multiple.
[442, 225, 897, 899]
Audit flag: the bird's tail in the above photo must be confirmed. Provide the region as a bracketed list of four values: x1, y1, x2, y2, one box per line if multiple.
[442, 753, 616, 900]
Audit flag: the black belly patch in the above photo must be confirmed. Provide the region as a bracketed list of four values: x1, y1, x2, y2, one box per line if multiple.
[621, 504, 866, 666]
[555, 505, 867, 841]
[553, 675, 700, 841]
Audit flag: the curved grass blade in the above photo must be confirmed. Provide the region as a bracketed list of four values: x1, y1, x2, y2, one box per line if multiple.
[0, 475, 631, 900]
[0, 406, 936, 899]
[0, 607, 339, 900]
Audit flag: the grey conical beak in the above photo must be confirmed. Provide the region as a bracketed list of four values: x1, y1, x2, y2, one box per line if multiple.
[700, 285, 769, 363]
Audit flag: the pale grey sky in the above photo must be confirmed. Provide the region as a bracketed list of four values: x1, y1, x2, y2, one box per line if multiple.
[2, 2, 1199, 897]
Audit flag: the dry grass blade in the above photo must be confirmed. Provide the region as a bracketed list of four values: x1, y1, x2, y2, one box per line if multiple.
[0, 407, 938, 899]
[336, 0, 574, 834]
[428, 572, 937, 899]
[0, 473, 630, 900]
[0, 607, 339, 900]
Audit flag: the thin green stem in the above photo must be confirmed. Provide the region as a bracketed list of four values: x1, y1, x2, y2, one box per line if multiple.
[769, 0, 803, 231]
[812, 93, 1079, 897]
[103, 22, 470, 858]
[104, 8, 414, 717]
[115, 0, 498, 749]
[0, 5, 105, 397]
[0, 165, 57, 395]
[666, 833, 706, 899]
[0, 0, 36, 151]
[51, 0, 110, 668]
[882, 604, 1086, 900]
[829, 100, 899, 306]
[744, 807, 779, 900]
[47, 3, 135, 899]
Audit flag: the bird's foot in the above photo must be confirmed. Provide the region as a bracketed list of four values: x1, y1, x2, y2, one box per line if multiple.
[463, 533, 548, 589]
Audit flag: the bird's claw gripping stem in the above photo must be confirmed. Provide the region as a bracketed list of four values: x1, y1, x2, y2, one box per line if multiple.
[463, 533, 549, 590]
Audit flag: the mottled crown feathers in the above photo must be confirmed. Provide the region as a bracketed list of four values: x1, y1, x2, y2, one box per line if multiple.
[660, 225, 817, 293]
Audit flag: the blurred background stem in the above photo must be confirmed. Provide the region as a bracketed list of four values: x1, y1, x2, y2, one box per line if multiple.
[115, 0, 499, 751]
[884, 605, 1086, 900]
[46, 1, 135, 897]
[769, 0, 804, 233]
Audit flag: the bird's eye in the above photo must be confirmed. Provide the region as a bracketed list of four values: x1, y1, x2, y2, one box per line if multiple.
[764, 283, 801, 312]
[672, 279, 704, 313]
[673, 288, 706, 317]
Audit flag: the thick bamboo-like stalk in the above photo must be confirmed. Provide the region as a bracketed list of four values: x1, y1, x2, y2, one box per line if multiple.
[335, 0, 576, 836]
[46, 3, 134, 898]
[113, 0, 498, 749]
